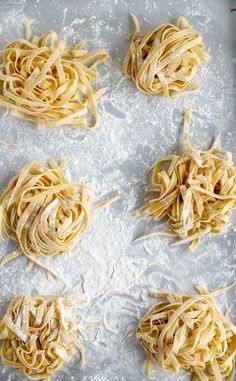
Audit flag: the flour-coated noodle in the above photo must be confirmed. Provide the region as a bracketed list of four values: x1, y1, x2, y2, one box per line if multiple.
[0, 21, 108, 128]
[0, 294, 86, 380]
[124, 14, 209, 98]
[0, 140, 17, 147]
[134, 108, 236, 251]
[137, 286, 236, 380]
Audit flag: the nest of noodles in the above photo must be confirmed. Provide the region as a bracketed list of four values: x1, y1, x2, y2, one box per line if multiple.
[134, 108, 236, 251]
[0, 294, 86, 380]
[124, 14, 209, 98]
[136, 286, 236, 380]
[0, 22, 108, 128]
[0, 160, 93, 261]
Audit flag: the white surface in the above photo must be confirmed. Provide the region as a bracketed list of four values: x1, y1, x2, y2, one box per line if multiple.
[0, 0, 235, 380]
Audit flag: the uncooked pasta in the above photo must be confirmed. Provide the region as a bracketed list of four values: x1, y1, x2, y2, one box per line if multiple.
[124, 14, 209, 98]
[0, 160, 94, 276]
[136, 285, 236, 380]
[0, 294, 86, 380]
[0, 20, 108, 128]
[134, 108, 236, 251]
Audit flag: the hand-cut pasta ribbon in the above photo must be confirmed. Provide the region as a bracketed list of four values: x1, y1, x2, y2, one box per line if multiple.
[0, 140, 17, 147]
[0, 160, 94, 277]
[0, 294, 86, 380]
[136, 285, 236, 381]
[134, 108, 236, 251]
[123, 14, 209, 98]
[0, 20, 108, 128]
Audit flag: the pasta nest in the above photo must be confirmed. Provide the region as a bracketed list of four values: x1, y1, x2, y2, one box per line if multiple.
[124, 15, 209, 98]
[136, 286, 236, 380]
[0, 22, 108, 128]
[0, 294, 86, 380]
[134, 108, 236, 251]
[0, 160, 93, 259]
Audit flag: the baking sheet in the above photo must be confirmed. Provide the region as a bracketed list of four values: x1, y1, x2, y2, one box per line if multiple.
[0, 0, 235, 380]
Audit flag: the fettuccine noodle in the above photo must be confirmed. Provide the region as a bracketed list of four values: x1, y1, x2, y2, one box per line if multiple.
[0, 160, 94, 275]
[0, 294, 86, 380]
[0, 21, 108, 128]
[0, 140, 17, 147]
[134, 108, 236, 251]
[136, 285, 236, 380]
[124, 14, 209, 98]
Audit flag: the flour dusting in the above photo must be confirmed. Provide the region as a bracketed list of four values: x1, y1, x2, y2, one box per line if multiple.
[0, 1, 235, 381]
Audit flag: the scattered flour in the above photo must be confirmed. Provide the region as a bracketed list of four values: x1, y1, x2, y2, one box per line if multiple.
[0, 1, 235, 381]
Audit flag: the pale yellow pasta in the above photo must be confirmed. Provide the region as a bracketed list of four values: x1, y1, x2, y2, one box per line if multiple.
[0, 160, 93, 277]
[0, 21, 108, 128]
[124, 14, 209, 98]
[134, 108, 236, 251]
[0, 294, 86, 380]
[136, 286, 236, 381]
